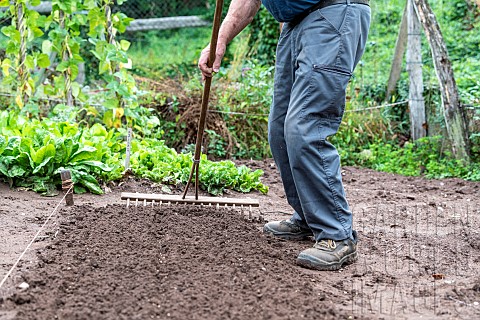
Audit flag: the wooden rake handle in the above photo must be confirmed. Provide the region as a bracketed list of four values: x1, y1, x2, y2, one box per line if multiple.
[183, 0, 225, 200]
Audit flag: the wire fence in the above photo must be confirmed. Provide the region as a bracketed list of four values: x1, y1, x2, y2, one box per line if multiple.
[115, 0, 209, 19]
[0, 1, 212, 31]
[115, 0, 211, 31]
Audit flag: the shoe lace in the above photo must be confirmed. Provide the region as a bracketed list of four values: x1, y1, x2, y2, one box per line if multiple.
[280, 219, 300, 230]
[315, 239, 337, 250]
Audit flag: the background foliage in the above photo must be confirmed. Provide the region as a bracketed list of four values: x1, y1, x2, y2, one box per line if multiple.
[0, 0, 269, 195]
[0, 0, 479, 196]
[128, 0, 480, 178]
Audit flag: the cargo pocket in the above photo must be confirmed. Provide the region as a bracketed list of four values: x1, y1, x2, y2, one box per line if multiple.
[302, 64, 352, 140]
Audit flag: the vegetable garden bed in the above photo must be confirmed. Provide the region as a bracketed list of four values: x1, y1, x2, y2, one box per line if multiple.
[1, 162, 480, 319]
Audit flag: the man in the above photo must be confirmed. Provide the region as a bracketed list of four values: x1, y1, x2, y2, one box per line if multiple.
[199, 0, 371, 271]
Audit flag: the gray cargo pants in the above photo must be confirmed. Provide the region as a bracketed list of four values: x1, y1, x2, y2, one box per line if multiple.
[268, 2, 371, 241]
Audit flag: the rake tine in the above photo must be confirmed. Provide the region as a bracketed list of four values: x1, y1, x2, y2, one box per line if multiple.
[249, 206, 252, 220]
[135, 198, 139, 207]
[126, 198, 130, 208]
[144, 199, 147, 207]
[152, 200, 155, 208]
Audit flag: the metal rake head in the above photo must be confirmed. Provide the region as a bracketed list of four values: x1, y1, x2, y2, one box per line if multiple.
[121, 192, 264, 222]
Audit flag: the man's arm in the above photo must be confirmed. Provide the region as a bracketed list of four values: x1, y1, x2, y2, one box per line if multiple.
[198, 0, 261, 79]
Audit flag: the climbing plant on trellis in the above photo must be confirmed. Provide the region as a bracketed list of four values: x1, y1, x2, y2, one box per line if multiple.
[0, 0, 135, 125]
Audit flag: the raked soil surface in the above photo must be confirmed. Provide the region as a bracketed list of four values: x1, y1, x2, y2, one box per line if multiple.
[1, 160, 480, 319]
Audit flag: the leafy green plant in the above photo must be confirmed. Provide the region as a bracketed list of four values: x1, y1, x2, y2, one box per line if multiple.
[0, 0, 137, 122]
[128, 138, 268, 195]
[247, 6, 279, 65]
[340, 136, 480, 181]
[0, 0, 49, 107]
[0, 110, 269, 195]
[0, 110, 123, 195]
[205, 129, 227, 159]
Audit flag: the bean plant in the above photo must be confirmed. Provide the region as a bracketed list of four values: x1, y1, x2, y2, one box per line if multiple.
[0, 0, 135, 118]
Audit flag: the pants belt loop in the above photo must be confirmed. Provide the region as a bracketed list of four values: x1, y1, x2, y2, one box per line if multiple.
[346, 0, 351, 5]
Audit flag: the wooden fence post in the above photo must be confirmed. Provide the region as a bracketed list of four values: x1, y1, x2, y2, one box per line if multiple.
[386, 2, 408, 102]
[407, 0, 427, 140]
[413, 0, 470, 161]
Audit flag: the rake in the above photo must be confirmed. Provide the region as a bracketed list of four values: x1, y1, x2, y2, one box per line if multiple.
[121, 0, 260, 212]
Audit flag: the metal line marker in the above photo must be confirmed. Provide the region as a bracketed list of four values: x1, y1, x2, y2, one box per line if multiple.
[124, 128, 133, 170]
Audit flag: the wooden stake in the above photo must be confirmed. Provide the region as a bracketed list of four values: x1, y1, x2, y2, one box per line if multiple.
[386, 2, 408, 102]
[61, 170, 74, 206]
[413, 0, 470, 161]
[407, 0, 427, 140]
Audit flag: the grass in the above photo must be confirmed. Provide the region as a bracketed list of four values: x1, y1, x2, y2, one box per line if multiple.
[126, 27, 212, 79]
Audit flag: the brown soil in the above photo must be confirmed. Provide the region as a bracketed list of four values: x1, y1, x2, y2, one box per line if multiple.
[1, 161, 480, 319]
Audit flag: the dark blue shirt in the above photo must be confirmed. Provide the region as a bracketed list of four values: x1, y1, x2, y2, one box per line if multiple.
[261, 0, 320, 22]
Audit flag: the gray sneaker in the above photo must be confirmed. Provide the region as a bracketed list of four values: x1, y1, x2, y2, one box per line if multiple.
[296, 237, 357, 271]
[263, 218, 313, 240]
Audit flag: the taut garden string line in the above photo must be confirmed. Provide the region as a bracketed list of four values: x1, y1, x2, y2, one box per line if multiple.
[0, 184, 73, 290]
